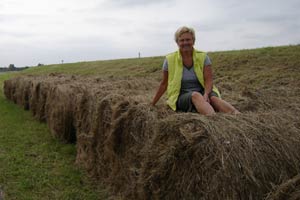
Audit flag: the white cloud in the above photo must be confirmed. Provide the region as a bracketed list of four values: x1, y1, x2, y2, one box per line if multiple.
[0, 0, 299, 67]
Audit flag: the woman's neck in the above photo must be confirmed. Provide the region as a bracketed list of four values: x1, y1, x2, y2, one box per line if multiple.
[180, 49, 194, 67]
[180, 49, 193, 58]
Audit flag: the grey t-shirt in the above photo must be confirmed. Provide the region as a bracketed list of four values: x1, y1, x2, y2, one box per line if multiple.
[162, 55, 212, 71]
[162, 55, 212, 95]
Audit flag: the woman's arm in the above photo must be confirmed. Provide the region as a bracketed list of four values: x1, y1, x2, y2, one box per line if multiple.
[203, 65, 213, 102]
[151, 70, 168, 106]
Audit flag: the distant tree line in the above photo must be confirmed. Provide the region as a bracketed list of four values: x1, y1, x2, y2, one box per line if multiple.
[0, 64, 29, 72]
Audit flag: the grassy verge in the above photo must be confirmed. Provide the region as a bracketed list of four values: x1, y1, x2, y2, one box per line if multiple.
[0, 72, 108, 199]
[21, 56, 164, 78]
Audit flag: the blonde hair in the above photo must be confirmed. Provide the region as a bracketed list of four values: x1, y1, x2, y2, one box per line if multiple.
[174, 26, 195, 43]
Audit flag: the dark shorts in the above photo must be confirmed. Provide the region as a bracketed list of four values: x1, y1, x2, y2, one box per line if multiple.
[176, 91, 219, 112]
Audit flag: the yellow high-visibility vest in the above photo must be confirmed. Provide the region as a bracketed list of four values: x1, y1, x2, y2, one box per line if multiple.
[166, 49, 221, 111]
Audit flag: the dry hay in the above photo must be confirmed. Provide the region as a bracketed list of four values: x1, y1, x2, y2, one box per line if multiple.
[76, 93, 128, 177]
[74, 88, 99, 174]
[137, 113, 300, 200]
[29, 80, 50, 121]
[46, 82, 86, 143]
[4, 76, 31, 108]
[103, 103, 158, 196]
[0, 186, 4, 200]
[266, 174, 300, 200]
[29, 75, 67, 122]
[3, 73, 300, 199]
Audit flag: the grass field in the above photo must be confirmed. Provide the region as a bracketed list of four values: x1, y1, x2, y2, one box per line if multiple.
[0, 74, 108, 199]
[1, 45, 300, 199]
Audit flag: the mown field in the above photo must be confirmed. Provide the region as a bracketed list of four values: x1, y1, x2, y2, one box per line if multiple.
[1, 45, 300, 199]
[0, 76, 109, 199]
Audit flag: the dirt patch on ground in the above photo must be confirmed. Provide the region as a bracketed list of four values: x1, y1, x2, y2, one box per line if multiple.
[3, 73, 300, 199]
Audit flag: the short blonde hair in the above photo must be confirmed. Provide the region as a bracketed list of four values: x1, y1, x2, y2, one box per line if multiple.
[174, 26, 195, 43]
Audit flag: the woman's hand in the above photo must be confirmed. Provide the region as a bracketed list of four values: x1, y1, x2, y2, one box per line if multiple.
[203, 93, 210, 103]
[203, 65, 213, 104]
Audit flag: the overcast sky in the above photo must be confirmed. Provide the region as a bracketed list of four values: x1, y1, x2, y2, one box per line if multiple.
[1, 0, 299, 67]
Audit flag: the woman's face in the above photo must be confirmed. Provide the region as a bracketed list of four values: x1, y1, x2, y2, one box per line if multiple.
[177, 32, 194, 52]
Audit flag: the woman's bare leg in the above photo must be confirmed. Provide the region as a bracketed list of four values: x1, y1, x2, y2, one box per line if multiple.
[191, 92, 215, 115]
[210, 96, 240, 114]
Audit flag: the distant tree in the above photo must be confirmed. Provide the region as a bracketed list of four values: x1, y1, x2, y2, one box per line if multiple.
[37, 63, 44, 66]
[8, 64, 16, 70]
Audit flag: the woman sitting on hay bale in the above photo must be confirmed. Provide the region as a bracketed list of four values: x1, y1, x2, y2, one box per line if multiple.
[151, 26, 240, 115]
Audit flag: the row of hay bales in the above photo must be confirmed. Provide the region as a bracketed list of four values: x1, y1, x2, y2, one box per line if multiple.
[3, 74, 300, 200]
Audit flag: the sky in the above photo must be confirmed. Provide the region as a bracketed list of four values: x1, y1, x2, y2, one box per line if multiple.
[0, 0, 299, 67]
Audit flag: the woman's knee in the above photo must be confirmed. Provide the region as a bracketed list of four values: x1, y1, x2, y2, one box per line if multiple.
[210, 96, 238, 113]
[210, 96, 220, 104]
[191, 92, 204, 102]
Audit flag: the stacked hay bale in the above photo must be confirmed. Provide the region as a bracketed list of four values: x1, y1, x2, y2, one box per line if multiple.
[3, 74, 300, 199]
[73, 77, 174, 199]
[75, 92, 128, 178]
[29, 79, 50, 121]
[102, 103, 158, 196]
[138, 113, 300, 199]
[4, 76, 31, 108]
[46, 81, 86, 143]
[74, 87, 100, 175]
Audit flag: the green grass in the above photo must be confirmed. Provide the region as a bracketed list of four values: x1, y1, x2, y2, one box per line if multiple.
[22, 56, 164, 78]
[1, 45, 299, 199]
[17, 45, 300, 85]
[208, 45, 300, 88]
[0, 73, 108, 199]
